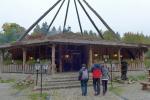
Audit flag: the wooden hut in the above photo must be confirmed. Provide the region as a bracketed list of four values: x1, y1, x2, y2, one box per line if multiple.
[0, 32, 148, 74]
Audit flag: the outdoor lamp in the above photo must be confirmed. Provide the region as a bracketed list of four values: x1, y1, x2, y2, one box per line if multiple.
[43, 64, 49, 70]
[35, 64, 41, 71]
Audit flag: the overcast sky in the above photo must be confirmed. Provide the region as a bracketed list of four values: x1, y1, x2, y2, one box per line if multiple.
[0, 0, 150, 36]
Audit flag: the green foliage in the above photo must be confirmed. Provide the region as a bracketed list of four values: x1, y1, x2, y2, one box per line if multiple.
[145, 50, 150, 58]
[144, 59, 150, 68]
[26, 59, 36, 64]
[128, 74, 146, 81]
[31, 22, 62, 36]
[14, 60, 23, 64]
[103, 30, 121, 40]
[109, 86, 124, 96]
[0, 79, 15, 83]
[3, 59, 12, 65]
[0, 23, 25, 44]
[122, 32, 150, 44]
[40, 59, 51, 64]
[14, 79, 34, 91]
[29, 93, 48, 100]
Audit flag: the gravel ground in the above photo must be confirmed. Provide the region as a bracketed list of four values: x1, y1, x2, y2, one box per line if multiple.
[48, 87, 122, 100]
[0, 72, 150, 100]
[0, 83, 28, 100]
[121, 83, 150, 100]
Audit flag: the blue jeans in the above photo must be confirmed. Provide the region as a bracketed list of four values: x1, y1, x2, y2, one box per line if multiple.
[80, 80, 88, 96]
[93, 78, 100, 95]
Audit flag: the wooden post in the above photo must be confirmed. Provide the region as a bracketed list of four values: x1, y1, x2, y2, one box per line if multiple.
[141, 49, 145, 69]
[51, 44, 56, 74]
[22, 47, 26, 73]
[0, 49, 4, 73]
[59, 45, 62, 72]
[141, 50, 145, 62]
[118, 48, 121, 62]
[118, 48, 121, 71]
[88, 45, 93, 67]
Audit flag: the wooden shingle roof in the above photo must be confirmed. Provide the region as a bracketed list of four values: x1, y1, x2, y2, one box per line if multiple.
[0, 32, 148, 49]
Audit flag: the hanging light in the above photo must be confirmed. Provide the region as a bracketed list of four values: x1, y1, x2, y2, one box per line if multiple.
[65, 54, 70, 58]
[113, 54, 117, 57]
[94, 54, 98, 57]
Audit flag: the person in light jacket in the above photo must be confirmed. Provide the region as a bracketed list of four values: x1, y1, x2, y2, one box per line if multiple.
[101, 64, 110, 95]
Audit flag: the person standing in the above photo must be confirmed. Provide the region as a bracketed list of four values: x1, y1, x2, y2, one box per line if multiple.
[101, 64, 110, 95]
[78, 64, 89, 96]
[91, 64, 102, 96]
[121, 58, 128, 80]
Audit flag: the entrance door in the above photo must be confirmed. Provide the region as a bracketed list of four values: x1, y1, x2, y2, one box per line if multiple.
[72, 53, 81, 71]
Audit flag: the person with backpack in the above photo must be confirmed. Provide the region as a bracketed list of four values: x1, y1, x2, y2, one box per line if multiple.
[91, 64, 102, 96]
[78, 64, 89, 96]
[101, 64, 110, 95]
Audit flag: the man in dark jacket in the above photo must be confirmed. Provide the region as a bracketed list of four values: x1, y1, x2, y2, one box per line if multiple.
[121, 58, 128, 80]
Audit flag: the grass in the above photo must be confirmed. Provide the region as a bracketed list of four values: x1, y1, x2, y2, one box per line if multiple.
[128, 74, 147, 81]
[144, 59, 150, 68]
[0, 79, 15, 83]
[13, 83, 34, 91]
[109, 86, 124, 96]
[29, 93, 49, 100]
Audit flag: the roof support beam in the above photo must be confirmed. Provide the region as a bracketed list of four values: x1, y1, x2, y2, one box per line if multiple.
[47, 0, 66, 32]
[83, 0, 119, 40]
[74, 0, 83, 35]
[17, 0, 62, 41]
[63, 0, 70, 32]
[78, 0, 104, 39]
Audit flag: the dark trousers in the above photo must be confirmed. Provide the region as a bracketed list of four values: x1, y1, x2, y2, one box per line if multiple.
[102, 80, 108, 95]
[80, 80, 88, 96]
[121, 71, 127, 80]
[93, 78, 100, 95]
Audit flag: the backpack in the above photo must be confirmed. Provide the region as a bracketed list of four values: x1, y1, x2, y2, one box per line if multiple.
[93, 68, 102, 78]
[81, 69, 88, 80]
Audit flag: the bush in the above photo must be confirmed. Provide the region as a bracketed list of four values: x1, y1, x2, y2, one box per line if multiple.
[14, 60, 22, 64]
[26, 59, 36, 64]
[3, 59, 12, 65]
[144, 59, 150, 68]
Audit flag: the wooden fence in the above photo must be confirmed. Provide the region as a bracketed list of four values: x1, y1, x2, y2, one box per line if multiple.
[1, 62, 144, 73]
[107, 61, 144, 72]
[1, 64, 52, 74]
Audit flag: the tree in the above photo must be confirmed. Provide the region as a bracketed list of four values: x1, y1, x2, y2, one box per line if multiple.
[103, 30, 120, 40]
[33, 25, 41, 34]
[40, 22, 49, 35]
[0, 23, 26, 43]
[122, 32, 146, 43]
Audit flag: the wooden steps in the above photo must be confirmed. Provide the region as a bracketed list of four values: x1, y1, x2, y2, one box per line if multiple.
[33, 72, 93, 91]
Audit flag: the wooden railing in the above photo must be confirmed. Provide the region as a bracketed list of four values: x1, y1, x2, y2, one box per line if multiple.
[1, 64, 52, 74]
[107, 61, 144, 72]
[1, 61, 144, 73]
[2, 64, 23, 73]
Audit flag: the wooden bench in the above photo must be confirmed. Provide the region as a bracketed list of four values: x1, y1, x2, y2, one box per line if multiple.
[140, 81, 150, 90]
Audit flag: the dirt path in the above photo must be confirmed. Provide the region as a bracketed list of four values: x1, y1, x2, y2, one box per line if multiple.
[0, 83, 28, 100]
[121, 83, 150, 100]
